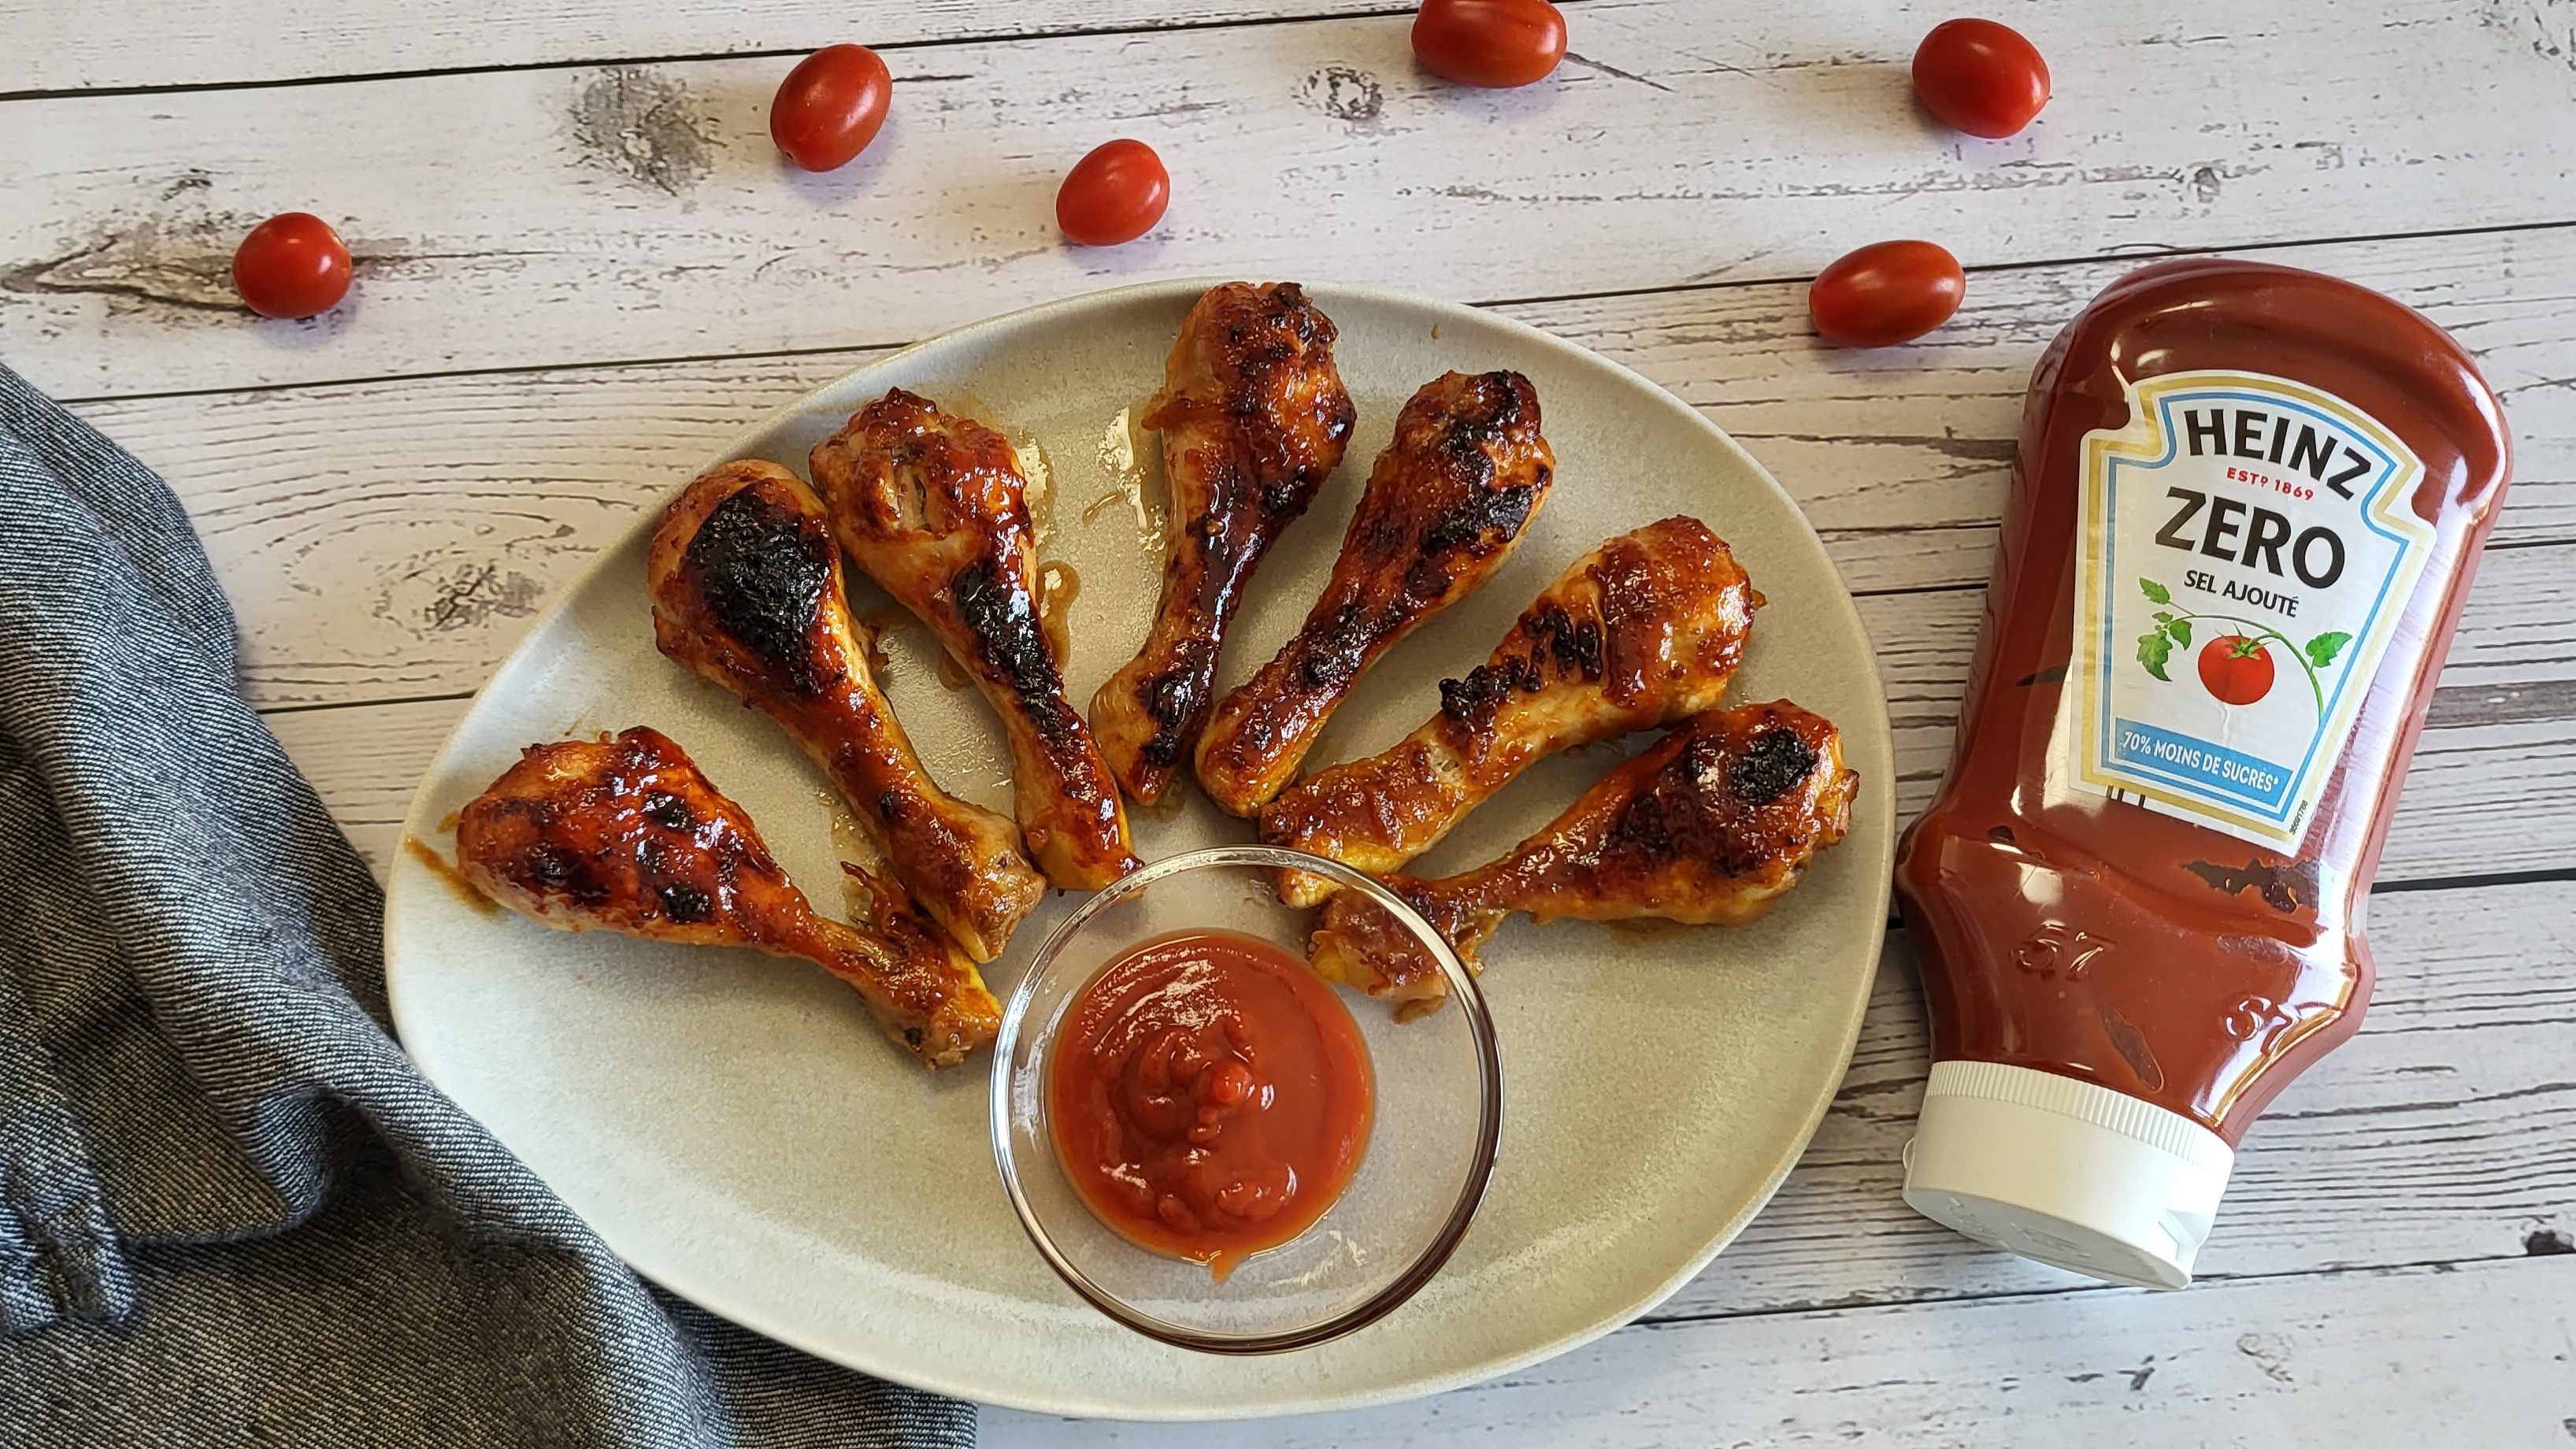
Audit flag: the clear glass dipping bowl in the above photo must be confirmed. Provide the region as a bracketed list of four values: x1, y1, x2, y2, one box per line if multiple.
[989, 845, 1503, 1354]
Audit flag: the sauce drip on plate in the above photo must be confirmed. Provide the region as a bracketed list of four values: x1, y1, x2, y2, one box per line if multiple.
[1048, 929, 1373, 1277]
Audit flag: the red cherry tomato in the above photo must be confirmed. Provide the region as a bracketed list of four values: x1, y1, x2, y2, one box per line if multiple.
[1911, 19, 2051, 138]
[1056, 139, 1170, 247]
[1411, 0, 1568, 88]
[1807, 240, 1966, 347]
[2198, 636, 2276, 706]
[771, 44, 892, 172]
[232, 213, 352, 320]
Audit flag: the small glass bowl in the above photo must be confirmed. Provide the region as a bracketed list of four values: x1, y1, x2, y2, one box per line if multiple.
[989, 845, 1503, 1354]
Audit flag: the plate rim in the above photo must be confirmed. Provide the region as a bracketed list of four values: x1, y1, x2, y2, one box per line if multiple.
[384, 277, 1897, 1420]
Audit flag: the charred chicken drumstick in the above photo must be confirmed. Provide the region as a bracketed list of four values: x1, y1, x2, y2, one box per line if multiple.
[1092, 282, 1358, 806]
[1260, 516, 1758, 906]
[811, 389, 1143, 891]
[1307, 702, 1855, 1016]
[648, 459, 1043, 962]
[1194, 370, 1558, 817]
[456, 727, 1001, 1069]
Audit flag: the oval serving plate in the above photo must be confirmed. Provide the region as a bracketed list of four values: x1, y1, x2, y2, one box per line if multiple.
[384, 280, 1896, 1419]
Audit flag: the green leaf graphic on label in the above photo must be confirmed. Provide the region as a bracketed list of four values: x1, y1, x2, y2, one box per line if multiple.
[2303, 632, 2352, 669]
[2129, 573, 2333, 715]
[2137, 631, 2173, 680]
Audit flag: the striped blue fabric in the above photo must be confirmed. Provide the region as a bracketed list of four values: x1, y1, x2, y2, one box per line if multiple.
[0, 364, 973, 1448]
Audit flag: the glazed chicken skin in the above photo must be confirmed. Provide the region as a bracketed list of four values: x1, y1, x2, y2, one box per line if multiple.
[1261, 517, 1759, 907]
[456, 728, 1002, 1069]
[1092, 282, 1358, 806]
[1308, 702, 1856, 1016]
[1193, 370, 1558, 817]
[811, 390, 1142, 891]
[647, 459, 1043, 962]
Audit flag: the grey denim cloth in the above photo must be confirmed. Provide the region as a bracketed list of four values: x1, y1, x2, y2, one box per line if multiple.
[0, 363, 974, 1448]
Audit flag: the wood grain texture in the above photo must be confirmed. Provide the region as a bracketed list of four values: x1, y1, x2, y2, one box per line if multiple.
[4, 0, 1392, 93]
[9, 0, 2574, 398]
[983, 1254, 2576, 1444]
[68, 226, 2576, 709]
[1508, 225, 2576, 593]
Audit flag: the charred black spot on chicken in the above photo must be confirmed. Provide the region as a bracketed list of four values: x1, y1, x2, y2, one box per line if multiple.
[1299, 604, 1372, 691]
[524, 841, 611, 906]
[1439, 651, 1549, 734]
[952, 557, 1070, 742]
[1420, 466, 1542, 554]
[1731, 728, 1820, 806]
[657, 882, 713, 922]
[642, 790, 694, 832]
[1139, 666, 1207, 767]
[526, 842, 576, 888]
[1606, 728, 1816, 873]
[1529, 602, 1603, 678]
[686, 486, 832, 691]
[1449, 370, 1525, 435]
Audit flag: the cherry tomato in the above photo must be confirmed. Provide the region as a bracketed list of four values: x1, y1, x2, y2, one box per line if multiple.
[771, 44, 892, 172]
[1911, 19, 2051, 138]
[2198, 636, 2276, 706]
[1807, 240, 1966, 347]
[232, 213, 352, 320]
[1411, 0, 1568, 88]
[1056, 139, 1170, 247]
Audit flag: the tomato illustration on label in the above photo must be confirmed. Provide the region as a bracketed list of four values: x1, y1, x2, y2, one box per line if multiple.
[2133, 575, 2350, 717]
[2196, 636, 2274, 705]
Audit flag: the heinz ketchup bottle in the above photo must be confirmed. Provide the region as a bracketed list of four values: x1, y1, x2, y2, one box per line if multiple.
[1894, 260, 2512, 1288]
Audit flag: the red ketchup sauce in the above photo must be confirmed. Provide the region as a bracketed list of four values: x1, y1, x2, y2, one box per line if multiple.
[1896, 259, 2511, 1289]
[1048, 930, 1373, 1276]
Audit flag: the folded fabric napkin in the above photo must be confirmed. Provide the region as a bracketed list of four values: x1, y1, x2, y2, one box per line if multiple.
[0, 363, 973, 1448]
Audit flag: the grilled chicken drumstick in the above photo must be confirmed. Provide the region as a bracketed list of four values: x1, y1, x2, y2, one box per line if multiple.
[1261, 516, 1758, 906]
[1194, 370, 1557, 817]
[813, 390, 1141, 891]
[1307, 702, 1855, 1016]
[1092, 282, 1358, 806]
[648, 459, 1043, 962]
[457, 727, 1002, 1068]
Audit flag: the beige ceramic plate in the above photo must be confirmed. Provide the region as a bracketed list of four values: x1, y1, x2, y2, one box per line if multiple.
[384, 280, 1896, 1419]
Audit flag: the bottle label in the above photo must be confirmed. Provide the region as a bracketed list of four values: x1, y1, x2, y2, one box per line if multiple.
[2068, 369, 2432, 848]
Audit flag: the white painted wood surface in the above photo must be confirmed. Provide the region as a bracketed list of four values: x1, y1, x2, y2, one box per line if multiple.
[987, 1255, 2576, 1446]
[10, 0, 2574, 1441]
[9, 1, 2575, 398]
[4, 0, 1392, 93]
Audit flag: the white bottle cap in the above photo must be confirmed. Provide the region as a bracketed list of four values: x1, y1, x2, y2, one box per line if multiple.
[1901, 1059, 2234, 1290]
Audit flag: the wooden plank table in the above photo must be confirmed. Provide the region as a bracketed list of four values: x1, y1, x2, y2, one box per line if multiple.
[9, 1, 2570, 1440]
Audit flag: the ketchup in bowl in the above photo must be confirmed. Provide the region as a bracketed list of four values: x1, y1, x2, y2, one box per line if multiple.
[1048, 929, 1374, 1277]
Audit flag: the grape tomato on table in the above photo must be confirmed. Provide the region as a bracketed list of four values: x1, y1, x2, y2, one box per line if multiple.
[1808, 240, 1966, 347]
[771, 45, 892, 172]
[1911, 19, 2050, 139]
[1057, 140, 1171, 247]
[1410, 0, 1570, 89]
[232, 213, 352, 321]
